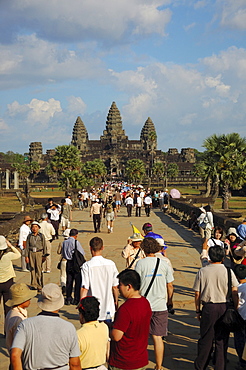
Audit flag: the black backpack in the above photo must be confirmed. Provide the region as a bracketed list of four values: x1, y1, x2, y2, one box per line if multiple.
[72, 240, 86, 273]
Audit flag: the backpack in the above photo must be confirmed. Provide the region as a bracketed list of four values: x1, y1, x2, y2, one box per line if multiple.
[72, 240, 86, 273]
[106, 202, 113, 213]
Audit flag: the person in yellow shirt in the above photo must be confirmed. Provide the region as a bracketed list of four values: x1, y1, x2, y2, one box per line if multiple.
[76, 296, 109, 370]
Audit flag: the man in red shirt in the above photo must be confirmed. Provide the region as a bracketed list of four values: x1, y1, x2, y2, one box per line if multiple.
[109, 269, 152, 370]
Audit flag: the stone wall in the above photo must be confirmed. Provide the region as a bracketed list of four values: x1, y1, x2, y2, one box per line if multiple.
[168, 198, 240, 234]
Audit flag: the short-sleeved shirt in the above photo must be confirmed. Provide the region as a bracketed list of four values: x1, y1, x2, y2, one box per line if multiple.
[77, 321, 108, 368]
[193, 263, 238, 303]
[81, 256, 119, 320]
[135, 257, 174, 311]
[238, 224, 246, 240]
[11, 313, 80, 370]
[109, 297, 152, 369]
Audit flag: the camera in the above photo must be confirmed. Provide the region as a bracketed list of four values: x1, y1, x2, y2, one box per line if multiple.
[167, 304, 175, 315]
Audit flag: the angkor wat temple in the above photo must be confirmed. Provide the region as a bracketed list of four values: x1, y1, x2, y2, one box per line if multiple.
[29, 102, 196, 178]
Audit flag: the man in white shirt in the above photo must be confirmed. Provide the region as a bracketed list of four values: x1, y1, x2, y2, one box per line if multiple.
[80, 237, 119, 321]
[144, 194, 152, 217]
[65, 194, 73, 207]
[18, 216, 32, 272]
[40, 214, 56, 273]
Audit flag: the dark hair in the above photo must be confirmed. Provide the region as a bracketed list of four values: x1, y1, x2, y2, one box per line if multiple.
[48, 198, 53, 202]
[69, 228, 78, 236]
[61, 199, 66, 204]
[78, 296, 100, 322]
[117, 269, 141, 291]
[208, 245, 225, 262]
[213, 226, 223, 239]
[141, 237, 160, 255]
[204, 205, 211, 212]
[142, 223, 152, 232]
[90, 237, 103, 251]
[234, 264, 246, 280]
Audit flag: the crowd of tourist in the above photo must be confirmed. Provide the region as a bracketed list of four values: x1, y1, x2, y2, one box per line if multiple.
[1, 182, 246, 370]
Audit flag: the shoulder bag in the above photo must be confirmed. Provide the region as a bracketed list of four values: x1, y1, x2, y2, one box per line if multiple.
[219, 267, 244, 332]
[144, 258, 160, 298]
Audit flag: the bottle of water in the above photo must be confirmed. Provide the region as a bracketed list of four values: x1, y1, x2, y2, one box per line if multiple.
[105, 311, 112, 324]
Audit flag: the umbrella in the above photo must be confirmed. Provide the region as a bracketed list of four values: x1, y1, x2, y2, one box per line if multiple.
[170, 188, 181, 199]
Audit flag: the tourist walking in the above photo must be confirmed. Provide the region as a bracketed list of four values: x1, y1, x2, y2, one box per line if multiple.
[121, 233, 145, 269]
[62, 229, 85, 305]
[18, 215, 32, 272]
[39, 213, 55, 273]
[193, 246, 238, 370]
[108, 269, 152, 370]
[104, 196, 117, 233]
[125, 194, 134, 217]
[25, 221, 47, 292]
[10, 283, 81, 370]
[90, 199, 103, 233]
[144, 193, 152, 217]
[135, 237, 174, 370]
[5, 283, 36, 353]
[0, 236, 21, 319]
[81, 237, 118, 321]
[77, 296, 109, 370]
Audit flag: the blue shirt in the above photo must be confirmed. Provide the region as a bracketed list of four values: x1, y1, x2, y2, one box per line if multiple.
[144, 231, 167, 250]
[62, 237, 85, 260]
[237, 224, 246, 240]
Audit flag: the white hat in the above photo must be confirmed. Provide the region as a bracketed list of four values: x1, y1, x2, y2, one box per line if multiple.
[31, 221, 41, 228]
[38, 283, 64, 312]
[129, 233, 143, 242]
[63, 229, 71, 239]
[0, 235, 7, 250]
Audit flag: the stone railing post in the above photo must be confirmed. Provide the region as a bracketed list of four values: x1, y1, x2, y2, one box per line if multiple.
[6, 169, 10, 189]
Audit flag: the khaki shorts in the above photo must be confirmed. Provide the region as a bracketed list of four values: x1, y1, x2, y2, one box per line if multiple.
[106, 212, 115, 222]
[60, 216, 70, 228]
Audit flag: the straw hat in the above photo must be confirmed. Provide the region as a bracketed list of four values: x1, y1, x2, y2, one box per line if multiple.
[38, 283, 64, 312]
[129, 233, 143, 242]
[23, 215, 33, 223]
[6, 283, 37, 307]
[0, 235, 8, 250]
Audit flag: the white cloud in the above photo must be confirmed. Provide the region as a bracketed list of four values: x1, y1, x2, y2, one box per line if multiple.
[194, 0, 208, 9]
[0, 34, 106, 90]
[67, 96, 87, 115]
[0, 118, 8, 130]
[7, 98, 62, 125]
[0, 0, 172, 44]
[217, 0, 246, 30]
[183, 22, 196, 31]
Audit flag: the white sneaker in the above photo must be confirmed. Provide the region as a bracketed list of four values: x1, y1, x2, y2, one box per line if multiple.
[110, 227, 113, 233]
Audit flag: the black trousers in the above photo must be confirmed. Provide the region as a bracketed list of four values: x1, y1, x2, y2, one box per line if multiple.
[0, 278, 13, 318]
[66, 260, 81, 302]
[145, 205, 151, 216]
[194, 302, 229, 370]
[126, 204, 132, 217]
[135, 206, 141, 217]
[93, 214, 101, 232]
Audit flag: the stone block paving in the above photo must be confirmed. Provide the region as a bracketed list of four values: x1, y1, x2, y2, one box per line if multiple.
[0, 206, 238, 369]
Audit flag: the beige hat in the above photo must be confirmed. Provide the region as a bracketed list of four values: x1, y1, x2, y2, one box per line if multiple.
[0, 235, 8, 250]
[129, 233, 143, 242]
[31, 221, 41, 228]
[38, 283, 64, 312]
[6, 283, 37, 307]
[23, 215, 33, 223]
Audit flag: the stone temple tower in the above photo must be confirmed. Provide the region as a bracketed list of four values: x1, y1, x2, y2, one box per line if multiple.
[100, 102, 128, 148]
[71, 116, 88, 151]
[29, 142, 43, 163]
[140, 117, 157, 151]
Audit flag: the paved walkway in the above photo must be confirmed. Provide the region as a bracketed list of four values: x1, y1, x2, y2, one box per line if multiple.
[0, 207, 238, 369]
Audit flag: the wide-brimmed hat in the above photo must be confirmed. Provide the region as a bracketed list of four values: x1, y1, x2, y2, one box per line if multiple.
[31, 221, 41, 228]
[38, 283, 64, 312]
[6, 283, 37, 307]
[226, 227, 239, 238]
[23, 215, 33, 223]
[129, 233, 143, 242]
[0, 235, 8, 250]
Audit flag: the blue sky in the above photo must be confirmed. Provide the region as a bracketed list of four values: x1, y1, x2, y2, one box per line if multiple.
[0, 0, 246, 154]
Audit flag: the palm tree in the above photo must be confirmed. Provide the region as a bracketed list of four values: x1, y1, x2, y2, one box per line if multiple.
[203, 133, 246, 209]
[125, 159, 146, 183]
[164, 162, 179, 188]
[46, 145, 82, 191]
[82, 159, 107, 183]
[152, 162, 164, 186]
